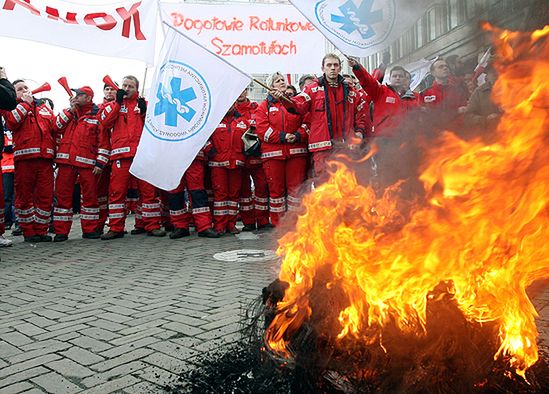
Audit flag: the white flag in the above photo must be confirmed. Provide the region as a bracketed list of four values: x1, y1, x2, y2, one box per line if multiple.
[130, 27, 252, 191]
[382, 58, 432, 91]
[0, 0, 157, 64]
[290, 0, 440, 57]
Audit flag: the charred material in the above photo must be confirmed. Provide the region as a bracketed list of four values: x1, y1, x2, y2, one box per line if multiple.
[168, 279, 548, 393]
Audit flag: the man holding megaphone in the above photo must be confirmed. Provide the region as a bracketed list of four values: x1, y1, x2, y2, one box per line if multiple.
[0, 78, 56, 243]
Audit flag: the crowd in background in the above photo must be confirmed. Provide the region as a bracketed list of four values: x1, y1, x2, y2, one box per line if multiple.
[0, 50, 501, 247]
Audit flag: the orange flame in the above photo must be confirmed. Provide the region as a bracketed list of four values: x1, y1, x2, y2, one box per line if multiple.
[266, 25, 549, 378]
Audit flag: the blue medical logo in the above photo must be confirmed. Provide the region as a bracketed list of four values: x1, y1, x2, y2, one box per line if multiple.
[315, 0, 395, 50]
[146, 60, 211, 142]
[330, 0, 382, 39]
[155, 77, 197, 127]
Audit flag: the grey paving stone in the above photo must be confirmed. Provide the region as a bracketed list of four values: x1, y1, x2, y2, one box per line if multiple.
[45, 358, 95, 379]
[0, 332, 33, 347]
[12, 323, 47, 337]
[0, 341, 22, 358]
[123, 381, 164, 394]
[69, 336, 112, 353]
[0, 366, 49, 389]
[0, 381, 33, 394]
[80, 361, 146, 388]
[61, 346, 105, 366]
[30, 372, 82, 394]
[90, 348, 154, 372]
[100, 337, 161, 359]
[80, 375, 141, 394]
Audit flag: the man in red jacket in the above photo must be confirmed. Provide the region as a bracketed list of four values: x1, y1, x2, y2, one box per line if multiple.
[349, 58, 420, 138]
[421, 58, 469, 130]
[167, 146, 219, 239]
[96, 83, 116, 233]
[234, 88, 270, 231]
[99, 76, 165, 240]
[272, 54, 368, 182]
[52, 86, 110, 242]
[205, 106, 249, 235]
[1, 79, 56, 242]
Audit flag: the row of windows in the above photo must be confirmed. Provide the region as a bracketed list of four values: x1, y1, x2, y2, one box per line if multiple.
[363, 0, 511, 71]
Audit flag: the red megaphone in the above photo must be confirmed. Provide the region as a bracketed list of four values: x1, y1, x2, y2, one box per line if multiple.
[57, 77, 73, 97]
[31, 82, 51, 95]
[102, 75, 118, 91]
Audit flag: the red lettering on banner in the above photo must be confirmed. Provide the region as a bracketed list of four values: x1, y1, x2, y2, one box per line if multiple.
[45, 7, 77, 24]
[211, 36, 297, 57]
[84, 13, 116, 31]
[3, 0, 39, 15]
[116, 1, 146, 40]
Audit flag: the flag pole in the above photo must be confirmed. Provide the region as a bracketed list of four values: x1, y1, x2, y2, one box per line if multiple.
[162, 21, 252, 81]
[252, 78, 293, 104]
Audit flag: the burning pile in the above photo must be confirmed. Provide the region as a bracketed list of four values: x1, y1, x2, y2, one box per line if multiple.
[264, 24, 549, 391]
[173, 26, 548, 393]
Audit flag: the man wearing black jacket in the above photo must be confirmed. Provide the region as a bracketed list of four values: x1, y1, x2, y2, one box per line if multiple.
[0, 67, 16, 247]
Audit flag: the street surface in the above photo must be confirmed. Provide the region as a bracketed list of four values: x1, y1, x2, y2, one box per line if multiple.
[0, 216, 547, 393]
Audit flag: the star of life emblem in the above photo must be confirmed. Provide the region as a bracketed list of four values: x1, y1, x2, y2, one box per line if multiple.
[315, 0, 396, 49]
[145, 60, 211, 142]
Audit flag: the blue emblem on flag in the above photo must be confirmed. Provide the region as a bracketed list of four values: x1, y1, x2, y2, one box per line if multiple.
[155, 77, 197, 127]
[330, 0, 383, 39]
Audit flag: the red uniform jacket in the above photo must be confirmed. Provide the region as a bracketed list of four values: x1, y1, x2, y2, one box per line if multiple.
[286, 75, 368, 152]
[206, 111, 249, 169]
[353, 64, 420, 138]
[99, 96, 145, 160]
[255, 95, 308, 161]
[235, 99, 261, 166]
[1, 99, 55, 162]
[55, 103, 110, 169]
[421, 80, 468, 112]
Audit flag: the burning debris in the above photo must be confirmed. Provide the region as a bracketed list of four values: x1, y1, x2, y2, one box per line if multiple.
[169, 25, 549, 394]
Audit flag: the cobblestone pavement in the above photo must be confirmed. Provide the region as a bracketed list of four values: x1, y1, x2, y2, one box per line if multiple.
[0, 217, 547, 393]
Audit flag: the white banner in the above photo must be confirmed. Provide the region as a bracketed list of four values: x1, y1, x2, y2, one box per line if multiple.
[130, 26, 252, 191]
[0, 0, 157, 64]
[160, 2, 325, 74]
[290, 0, 440, 58]
[382, 58, 432, 91]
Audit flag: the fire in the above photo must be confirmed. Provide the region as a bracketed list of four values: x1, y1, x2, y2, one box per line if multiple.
[265, 25, 549, 379]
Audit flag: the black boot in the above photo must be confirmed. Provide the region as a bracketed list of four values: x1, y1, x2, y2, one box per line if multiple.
[198, 228, 221, 238]
[101, 231, 125, 240]
[53, 234, 69, 242]
[169, 228, 190, 239]
[241, 224, 256, 232]
[82, 231, 101, 239]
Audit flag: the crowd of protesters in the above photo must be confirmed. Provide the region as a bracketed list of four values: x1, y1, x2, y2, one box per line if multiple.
[0, 51, 501, 246]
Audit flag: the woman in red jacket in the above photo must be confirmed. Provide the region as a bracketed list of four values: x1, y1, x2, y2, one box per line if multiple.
[255, 73, 309, 227]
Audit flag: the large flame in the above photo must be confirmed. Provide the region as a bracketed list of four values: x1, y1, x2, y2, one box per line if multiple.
[266, 25, 549, 378]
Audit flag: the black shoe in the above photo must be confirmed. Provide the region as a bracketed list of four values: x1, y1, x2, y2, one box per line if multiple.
[39, 234, 52, 242]
[82, 231, 101, 239]
[197, 228, 221, 238]
[258, 223, 275, 230]
[24, 235, 41, 243]
[101, 231, 125, 240]
[5, 223, 12, 230]
[147, 229, 166, 237]
[164, 224, 175, 232]
[130, 227, 146, 235]
[54, 234, 69, 242]
[12, 225, 23, 236]
[241, 224, 256, 232]
[169, 228, 190, 239]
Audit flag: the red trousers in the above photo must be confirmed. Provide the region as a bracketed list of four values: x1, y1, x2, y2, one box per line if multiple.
[53, 164, 99, 235]
[96, 165, 110, 231]
[211, 167, 242, 233]
[108, 158, 160, 232]
[263, 157, 307, 226]
[0, 167, 4, 235]
[240, 165, 269, 226]
[14, 159, 54, 236]
[168, 160, 212, 232]
[312, 150, 332, 184]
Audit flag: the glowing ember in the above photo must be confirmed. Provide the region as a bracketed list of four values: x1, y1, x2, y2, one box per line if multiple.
[265, 25, 549, 380]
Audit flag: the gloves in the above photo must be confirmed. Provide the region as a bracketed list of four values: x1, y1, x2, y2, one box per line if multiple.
[115, 89, 127, 104]
[137, 97, 147, 114]
[3, 145, 13, 154]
